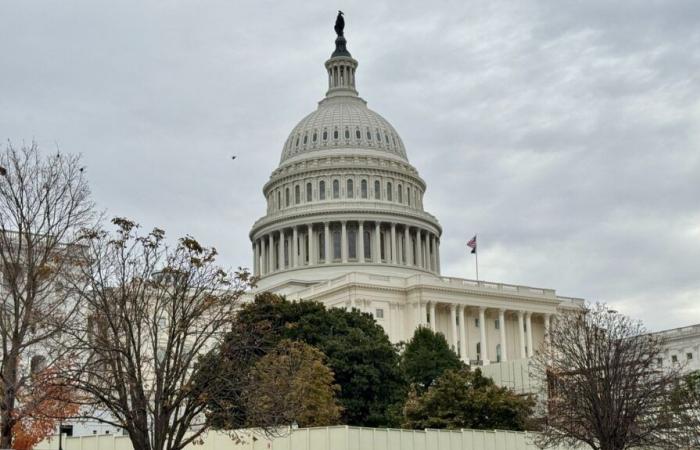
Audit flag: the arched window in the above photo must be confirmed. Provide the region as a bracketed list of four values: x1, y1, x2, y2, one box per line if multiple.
[363, 230, 371, 260]
[348, 229, 356, 259]
[347, 179, 354, 198]
[387, 182, 393, 201]
[380, 231, 386, 261]
[333, 180, 340, 199]
[333, 129, 338, 139]
[306, 183, 312, 202]
[295, 137, 299, 147]
[303, 134, 308, 144]
[398, 184, 403, 203]
[332, 230, 341, 260]
[322, 130, 328, 141]
[284, 238, 289, 267]
[277, 191, 281, 209]
[356, 129, 361, 139]
[476, 342, 481, 360]
[361, 180, 368, 198]
[367, 129, 372, 140]
[374, 180, 381, 200]
[345, 128, 350, 139]
[312, 132, 317, 142]
[285, 188, 290, 207]
[294, 185, 300, 204]
[406, 187, 411, 206]
[319, 181, 326, 200]
[318, 233, 325, 261]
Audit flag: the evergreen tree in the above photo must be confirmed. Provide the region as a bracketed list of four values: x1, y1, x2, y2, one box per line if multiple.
[401, 327, 462, 390]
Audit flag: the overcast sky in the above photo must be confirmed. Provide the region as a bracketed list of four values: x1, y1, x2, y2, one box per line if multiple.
[2, 1, 699, 332]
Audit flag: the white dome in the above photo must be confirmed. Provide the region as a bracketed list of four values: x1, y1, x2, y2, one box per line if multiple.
[280, 96, 408, 164]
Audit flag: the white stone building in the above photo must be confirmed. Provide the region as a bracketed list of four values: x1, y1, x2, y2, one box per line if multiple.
[653, 323, 700, 372]
[248, 27, 585, 365]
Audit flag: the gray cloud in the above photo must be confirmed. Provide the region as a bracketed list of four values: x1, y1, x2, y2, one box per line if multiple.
[1, 0, 698, 331]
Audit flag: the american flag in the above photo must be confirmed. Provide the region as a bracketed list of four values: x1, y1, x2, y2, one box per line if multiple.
[467, 235, 477, 254]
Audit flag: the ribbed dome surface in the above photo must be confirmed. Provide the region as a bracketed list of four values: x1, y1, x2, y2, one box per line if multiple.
[280, 97, 408, 164]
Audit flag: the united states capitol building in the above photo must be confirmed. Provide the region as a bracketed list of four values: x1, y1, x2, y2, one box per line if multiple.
[247, 23, 586, 367]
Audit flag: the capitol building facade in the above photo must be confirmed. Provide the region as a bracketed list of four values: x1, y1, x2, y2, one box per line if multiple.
[249, 26, 584, 366]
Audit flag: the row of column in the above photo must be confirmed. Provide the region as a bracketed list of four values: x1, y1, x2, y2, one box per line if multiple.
[417, 302, 551, 365]
[253, 221, 440, 276]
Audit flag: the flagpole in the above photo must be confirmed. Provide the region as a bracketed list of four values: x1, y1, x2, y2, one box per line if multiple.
[475, 234, 479, 282]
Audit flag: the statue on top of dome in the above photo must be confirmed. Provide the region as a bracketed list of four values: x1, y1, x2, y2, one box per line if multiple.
[334, 11, 345, 37]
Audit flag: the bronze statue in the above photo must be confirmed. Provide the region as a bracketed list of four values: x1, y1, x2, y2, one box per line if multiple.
[334, 11, 345, 37]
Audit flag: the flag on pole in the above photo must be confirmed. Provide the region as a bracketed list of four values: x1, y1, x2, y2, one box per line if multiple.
[467, 235, 477, 254]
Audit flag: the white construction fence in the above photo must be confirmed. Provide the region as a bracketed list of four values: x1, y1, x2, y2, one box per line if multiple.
[36, 426, 577, 450]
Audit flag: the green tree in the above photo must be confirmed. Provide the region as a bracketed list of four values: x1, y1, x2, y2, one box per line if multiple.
[401, 327, 462, 390]
[244, 340, 342, 428]
[206, 293, 405, 427]
[402, 367, 534, 431]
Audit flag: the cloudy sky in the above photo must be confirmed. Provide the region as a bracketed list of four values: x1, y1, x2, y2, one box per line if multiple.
[2, 1, 699, 331]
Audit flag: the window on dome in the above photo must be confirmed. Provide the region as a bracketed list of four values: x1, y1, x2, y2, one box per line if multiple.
[306, 183, 312, 202]
[285, 188, 290, 207]
[348, 229, 356, 259]
[284, 239, 289, 267]
[347, 179, 354, 198]
[392, 135, 397, 146]
[363, 231, 371, 259]
[318, 233, 325, 261]
[361, 180, 368, 198]
[319, 181, 326, 200]
[312, 132, 317, 142]
[387, 182, 393, 201]
[384, 132, 389, 143]
[376, 130, 381, 141]
[366, 129, 372, 140]
[295, 137, 299, 147]
[374, 180, 381, 200]
[277, 191, 281, 209]
[332, 230, 341, 260]
[303, 134, 308, 144]
[322, 130, 327, 141]
[398, 184, 403, 203]
[345, 128, 350, 139]
[333, 180, 340, 199]
[334, 130, 339, 139]
[294, 185, 300, 204]
[380, 232, 386, 261]
[356, 129, 361, 139]
[407, 188, 411, 206]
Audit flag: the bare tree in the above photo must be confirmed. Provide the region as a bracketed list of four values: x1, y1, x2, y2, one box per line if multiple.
[0, 142, 94, 448]
[531, 303, 695, 450]
[67, 218, 254, 450]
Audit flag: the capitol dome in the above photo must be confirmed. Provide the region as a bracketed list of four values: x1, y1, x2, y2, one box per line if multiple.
[250, 24, 442, 292]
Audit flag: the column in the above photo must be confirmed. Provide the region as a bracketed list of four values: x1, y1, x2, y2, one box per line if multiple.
[404, 227, 412, 266]
[292, 226, 298, 267]
[435, 238, 441, 274]
[253, 240, 259, 276]
[416, 230, 423, 268]
[341, 221, 348, 263]
[431, 235, 437, 272]
[260, 238, 266, 275]
[518, 311, 526, 359]
[450, 304, 458, 353]
[526, 312, 534, 357]
[358, 221, 365, 263]
[374, 222, 381, 263]
[276, 230, 283, 270]
[458, 305, 467, 363]
[390, 223, 397, 264]
[429, 301, 437, 332]
[324, 222, 330, 264]
[499, 309, 508, 362]
[544, 313, 552, 352]
[479, 307, 489, 364]
[307, 224, 314, 265]
[268, 234, 275, 272]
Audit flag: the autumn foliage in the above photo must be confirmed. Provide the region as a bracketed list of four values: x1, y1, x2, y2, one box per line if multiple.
[11, 369, 79, 450]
